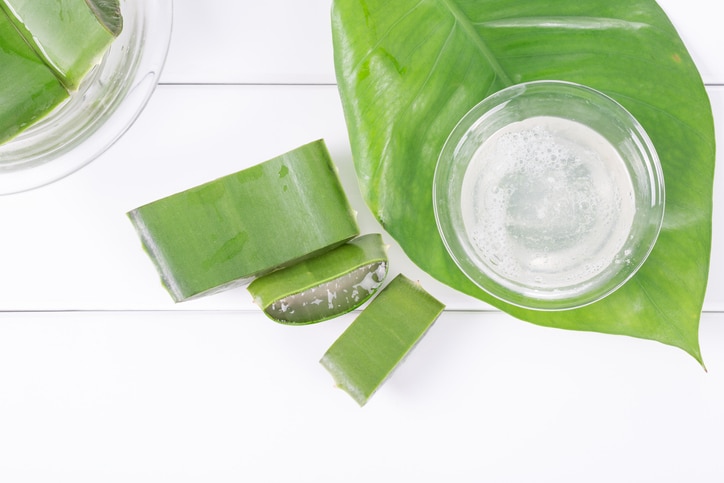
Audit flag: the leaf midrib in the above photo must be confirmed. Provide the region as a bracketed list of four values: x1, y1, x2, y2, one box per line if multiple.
[437, 0, 513, 86]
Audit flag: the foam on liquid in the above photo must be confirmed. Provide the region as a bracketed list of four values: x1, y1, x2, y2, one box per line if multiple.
[461, 116, 635, 291]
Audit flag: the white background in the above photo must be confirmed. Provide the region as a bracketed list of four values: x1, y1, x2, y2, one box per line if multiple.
[1, 0, 723, 481]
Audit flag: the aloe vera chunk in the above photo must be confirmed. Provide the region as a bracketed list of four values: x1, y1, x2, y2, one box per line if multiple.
[248, 234, 389, 325]
[84, 0, 123, 36]
[0, 9, 68, 144]
[128, 140, 360, 302]
[321, 274, 445, 406]
[0, 0, 122, 89]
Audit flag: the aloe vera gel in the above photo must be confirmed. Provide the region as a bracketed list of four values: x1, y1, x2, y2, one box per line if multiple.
[248, 234, 388, 324]
[435, 81, 664, 310]
[461, 116, 636, 292]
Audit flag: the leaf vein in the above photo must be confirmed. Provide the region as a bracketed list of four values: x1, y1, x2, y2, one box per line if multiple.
[368, 21, 457, 207]
[349, 0, 427, 76]
[437, 0, 513, 86]
[475, 16, 651, 32]
[633, 276, 691, 347]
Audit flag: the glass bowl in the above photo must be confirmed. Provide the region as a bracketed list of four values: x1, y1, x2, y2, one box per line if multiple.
[0, 0, 173, 195]
[433, 80, 665, 311]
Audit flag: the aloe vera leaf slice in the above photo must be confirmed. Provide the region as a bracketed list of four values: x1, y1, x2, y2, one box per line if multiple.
[248, 233, 389, 325]
[84, 0, 122, 36]
[0, 8, 68, 144]
[320, 274, 445, 406]
[128, 139, 360, 303]
[0, 0, 122, 90]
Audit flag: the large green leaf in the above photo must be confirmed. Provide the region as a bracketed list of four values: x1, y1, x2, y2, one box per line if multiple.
[333, 0, 715, 363]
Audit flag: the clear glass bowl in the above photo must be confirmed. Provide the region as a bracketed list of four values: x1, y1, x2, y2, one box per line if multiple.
[433, 80, 665, 311]
[0, 0, 173, 195]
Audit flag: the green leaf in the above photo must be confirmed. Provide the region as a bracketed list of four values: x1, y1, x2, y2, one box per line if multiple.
[248, 233, 389, 325]
[332, 0, 715, 363]
[128, 140, 360, 302]
[0, 8, 68, 143]
[0, 0, 121, 89]
[321, 274, 445, 406]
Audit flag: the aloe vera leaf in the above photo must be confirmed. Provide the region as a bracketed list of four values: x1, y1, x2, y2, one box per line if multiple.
[320, 274, 445, 406]
[248, 233, 389, 325]
[0, 8, 68, 144]
[0, 0, 122, 90]
[128, 140, 360, 303]
[84, 0, 122, 36]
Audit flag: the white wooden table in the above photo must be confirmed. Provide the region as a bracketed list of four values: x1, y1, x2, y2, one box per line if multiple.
[1, 1, 723, 481]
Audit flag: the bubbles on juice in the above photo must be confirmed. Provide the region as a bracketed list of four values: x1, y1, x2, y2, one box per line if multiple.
[461, 116, 635, 292]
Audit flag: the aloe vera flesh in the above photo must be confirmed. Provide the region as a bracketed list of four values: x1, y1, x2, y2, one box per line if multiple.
[84, 0, 123, 36]
[248, 234, 388, 324]
[321, 274, 445, 406]
[0, 0, 122, 89]
[0, 8, 68, 143]
[128, 140, 360, 302]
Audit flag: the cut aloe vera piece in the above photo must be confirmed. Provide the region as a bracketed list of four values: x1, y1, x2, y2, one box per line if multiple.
[84, 0, 123, 36]
[321, 274, 445, 406]
[0, 9, 68, 144]
[128, 140, 360, 302]
[0, 0, 122, 89]
[248, 233, 389, 325]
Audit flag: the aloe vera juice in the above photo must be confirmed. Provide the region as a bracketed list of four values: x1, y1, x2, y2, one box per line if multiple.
[461, 116, 636, 292]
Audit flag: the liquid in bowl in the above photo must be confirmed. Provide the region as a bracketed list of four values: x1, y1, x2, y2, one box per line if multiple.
[434, 81, 665, 310]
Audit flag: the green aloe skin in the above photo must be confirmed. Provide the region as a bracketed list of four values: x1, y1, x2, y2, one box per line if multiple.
[0, 0, 122, 143]
[332, 0, 715, 363]
[0, 9, 68, 143]
[321, 274, 445, 406]
[248, 233, 389, 325]
[128, 140, 361, 303]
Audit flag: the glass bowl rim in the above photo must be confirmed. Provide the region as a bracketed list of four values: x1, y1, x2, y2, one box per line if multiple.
[432, 79, 666, 311]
